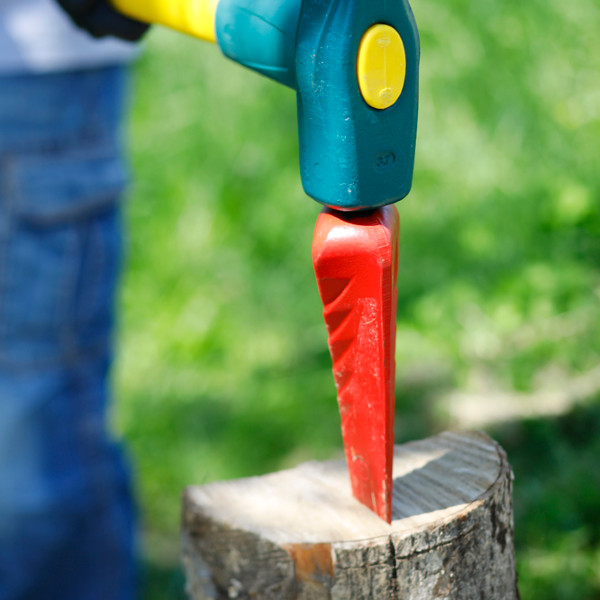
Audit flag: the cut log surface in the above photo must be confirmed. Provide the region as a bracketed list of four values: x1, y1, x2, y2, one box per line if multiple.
[182, 431, 518, 600]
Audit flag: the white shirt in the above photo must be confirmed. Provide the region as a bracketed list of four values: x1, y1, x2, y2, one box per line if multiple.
[0, 0, 137, 74]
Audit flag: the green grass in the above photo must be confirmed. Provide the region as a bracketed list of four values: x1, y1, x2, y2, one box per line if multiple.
[114, 0, 600, 596]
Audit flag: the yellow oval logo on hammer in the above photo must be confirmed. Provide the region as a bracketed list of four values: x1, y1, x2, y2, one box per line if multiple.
[357, 24, 406, 110]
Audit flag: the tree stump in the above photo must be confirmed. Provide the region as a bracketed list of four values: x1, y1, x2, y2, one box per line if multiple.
[181, 431, 518, 599]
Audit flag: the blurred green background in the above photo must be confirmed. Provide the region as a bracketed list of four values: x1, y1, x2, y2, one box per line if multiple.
[114, 0, 600, 597]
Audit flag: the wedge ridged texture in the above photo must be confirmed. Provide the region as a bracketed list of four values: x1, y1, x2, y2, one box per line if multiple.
[312, 206, 399, 523]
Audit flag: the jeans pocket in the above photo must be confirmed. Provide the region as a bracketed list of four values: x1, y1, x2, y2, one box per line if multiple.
[13, 150, 128, 225]
[0, 150, 126, 369]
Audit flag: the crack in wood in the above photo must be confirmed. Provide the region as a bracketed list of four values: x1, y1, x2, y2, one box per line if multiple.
[388, 537, 398, 596]
[394, 524, 480, 560]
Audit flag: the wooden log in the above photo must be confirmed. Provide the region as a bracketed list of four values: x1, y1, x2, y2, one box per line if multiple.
[181, 431, 518, 599]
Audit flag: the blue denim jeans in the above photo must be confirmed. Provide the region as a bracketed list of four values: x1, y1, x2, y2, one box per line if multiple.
[0, 67, 137, 599]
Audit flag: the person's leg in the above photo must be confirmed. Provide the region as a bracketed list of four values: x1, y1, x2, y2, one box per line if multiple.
[0, 66, 137, 600]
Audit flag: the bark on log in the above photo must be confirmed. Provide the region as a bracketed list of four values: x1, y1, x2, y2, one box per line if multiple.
[181, 431, 518, 599]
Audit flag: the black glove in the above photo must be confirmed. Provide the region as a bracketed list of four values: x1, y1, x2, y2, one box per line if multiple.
[57, 0, 149, 42]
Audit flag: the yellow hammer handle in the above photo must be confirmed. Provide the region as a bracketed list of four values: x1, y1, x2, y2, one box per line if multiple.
[110, 0, 220, 43]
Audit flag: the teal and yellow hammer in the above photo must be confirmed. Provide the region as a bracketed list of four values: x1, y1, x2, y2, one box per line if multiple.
[111, 0, 419, 211]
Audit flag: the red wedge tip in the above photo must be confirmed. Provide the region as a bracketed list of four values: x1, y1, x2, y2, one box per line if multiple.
[312, 206, 399, 523]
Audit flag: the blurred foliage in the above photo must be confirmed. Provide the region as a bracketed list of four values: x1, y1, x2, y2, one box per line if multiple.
[113, 0, 599, 597]
[491, 395, 600, 600]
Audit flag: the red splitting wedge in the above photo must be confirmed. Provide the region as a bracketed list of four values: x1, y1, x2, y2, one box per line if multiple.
[312, 205, 399, 523]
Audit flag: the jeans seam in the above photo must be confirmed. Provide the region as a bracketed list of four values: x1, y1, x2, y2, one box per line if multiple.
[0, 155, 16, 343]
[72, 361, 116, 600]
[59, 225, 81, 364]
[78, 219, 104, 345]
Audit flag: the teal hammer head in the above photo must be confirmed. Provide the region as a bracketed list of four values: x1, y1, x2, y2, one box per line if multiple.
[215, 0, 420, 211]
